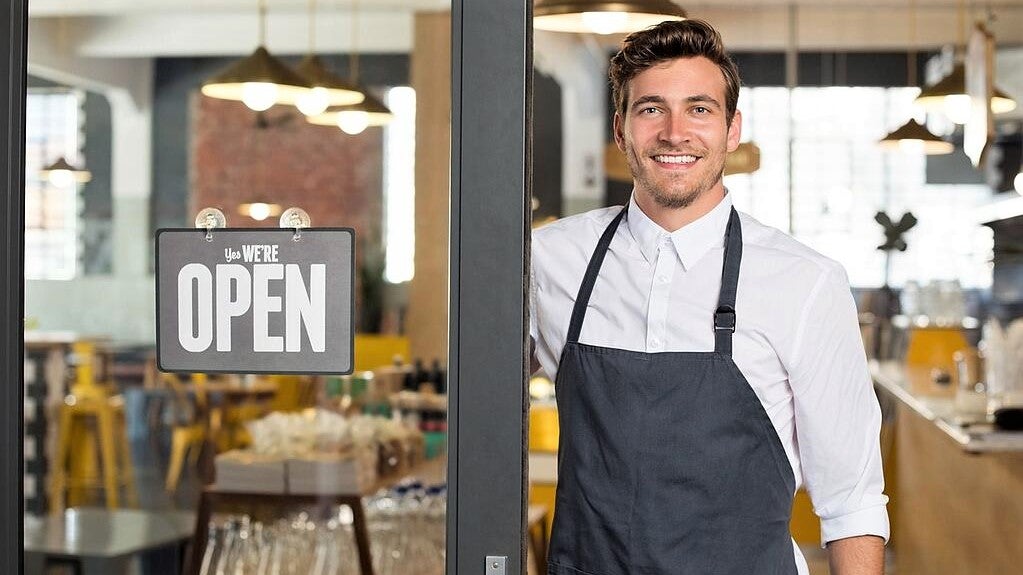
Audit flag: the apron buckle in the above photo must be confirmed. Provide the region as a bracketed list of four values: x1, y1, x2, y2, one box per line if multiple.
[714, 305, 736, 332]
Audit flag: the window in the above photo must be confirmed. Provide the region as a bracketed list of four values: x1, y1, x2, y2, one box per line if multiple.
[25, 89, 84, 280]
[383, 86, 417, 284]
[725, 86, 993, 289]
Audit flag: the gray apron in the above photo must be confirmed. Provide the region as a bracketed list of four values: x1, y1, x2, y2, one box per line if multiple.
[547, 206, 798, 575]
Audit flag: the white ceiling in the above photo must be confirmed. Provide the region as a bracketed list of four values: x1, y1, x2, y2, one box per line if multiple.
[26, 0, 1023, 57]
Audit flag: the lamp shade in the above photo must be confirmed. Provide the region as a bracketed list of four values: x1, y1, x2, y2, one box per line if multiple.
[201, 46, 313, 111]
[306, 92, 394, 134]
[39, 156, 92, 184]
[914, 62, 1017, 117]
[285, 55, 365, 113]
[878, 119, 954, 155]
[534, 0, 686, 34]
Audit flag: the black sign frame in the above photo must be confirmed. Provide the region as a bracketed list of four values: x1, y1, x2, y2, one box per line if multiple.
[155, 227, 356, 376]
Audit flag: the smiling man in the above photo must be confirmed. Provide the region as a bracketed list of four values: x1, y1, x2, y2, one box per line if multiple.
[530, 19, 889, 575]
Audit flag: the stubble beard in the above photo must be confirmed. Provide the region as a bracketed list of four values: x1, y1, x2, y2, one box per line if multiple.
[625, 142, 724, 209]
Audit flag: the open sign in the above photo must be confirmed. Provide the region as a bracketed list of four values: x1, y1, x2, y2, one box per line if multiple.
[156, 228, 354, 374]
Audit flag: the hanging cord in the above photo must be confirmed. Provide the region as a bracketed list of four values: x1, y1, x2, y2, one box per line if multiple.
[349, 0, 360, 84]
[258, 0, 267, 46]
[908, 0, 917, 88]
[308, 0, 317, 54]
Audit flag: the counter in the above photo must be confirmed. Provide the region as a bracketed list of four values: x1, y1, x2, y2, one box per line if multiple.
[870, 361, 1023, 453]
[870, 361, 1023, 574]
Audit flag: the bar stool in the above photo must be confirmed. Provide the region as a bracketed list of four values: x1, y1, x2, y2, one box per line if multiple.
[50, 342, 138, 512]
[163, 373, 210, 493]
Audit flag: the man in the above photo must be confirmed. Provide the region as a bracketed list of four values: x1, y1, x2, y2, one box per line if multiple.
[530, 19, 889, 575]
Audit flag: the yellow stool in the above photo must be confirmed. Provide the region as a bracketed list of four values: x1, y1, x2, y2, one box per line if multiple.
[50, 394, 138, 512]
[50, 341, 137, 512]
[162, 373, 209, 492]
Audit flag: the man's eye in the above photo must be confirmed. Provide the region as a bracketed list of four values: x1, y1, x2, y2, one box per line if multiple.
[693, 106, 710, 114]
[640, 107, 659, 114]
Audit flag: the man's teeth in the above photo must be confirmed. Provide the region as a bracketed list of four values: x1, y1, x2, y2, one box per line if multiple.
[654, 155, 698, 164]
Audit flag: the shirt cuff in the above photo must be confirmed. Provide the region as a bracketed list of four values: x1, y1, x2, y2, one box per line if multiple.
[820, 504, 890, 547]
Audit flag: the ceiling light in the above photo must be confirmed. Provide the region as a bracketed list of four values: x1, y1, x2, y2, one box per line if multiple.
[878, 120, 955, 155]
[286, 1, 365, 116]
[39, 157, 92, 186]
[534, 0, 686, 35]
[307, 92, 393, 135]
[914, 63, 1018, 123]
[238, 201, 283, 221]
[305, 0, 392, 133]
[201, 0, 312, 111]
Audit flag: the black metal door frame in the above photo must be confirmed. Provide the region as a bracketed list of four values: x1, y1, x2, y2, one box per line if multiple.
[1, 0, 27, 573]
[448, 0, 532, 573]
[2, 0, 533, 572]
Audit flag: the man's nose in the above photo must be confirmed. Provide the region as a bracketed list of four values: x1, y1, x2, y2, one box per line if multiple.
[659, 112, 691, 146]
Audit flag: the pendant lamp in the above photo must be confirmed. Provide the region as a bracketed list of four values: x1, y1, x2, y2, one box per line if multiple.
[39, 156, 92, 186]
[878, 120, 954, 155]
[201, 0, 313, 112]
[286, 0, 365, 116]
[879, 0, 952, 155]
[307, 92, 393, 134]
[304, 0, 392, 134]
[238, 200, 284, 221]
[913, 0, 1017, 123]
[914, 63, 1017, 123]
[534, 0, 686, 35]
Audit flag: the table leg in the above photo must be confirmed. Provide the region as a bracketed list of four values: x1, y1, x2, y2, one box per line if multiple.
[347, 497, 375, 575]
[22, 551, 45, 575]
[186, 492, 213, 575]
[80, 555, 129, 575]
[140, 541, 185, 575]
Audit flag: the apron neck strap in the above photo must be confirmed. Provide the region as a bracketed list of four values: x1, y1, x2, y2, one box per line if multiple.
[566, 205, 628, 344]
[714, 208, 743, 356]
[565, 204, 743, 355]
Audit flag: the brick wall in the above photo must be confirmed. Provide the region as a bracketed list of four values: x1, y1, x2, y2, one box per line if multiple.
[191, 95, 385, 329]
[191, 94, 383, 235]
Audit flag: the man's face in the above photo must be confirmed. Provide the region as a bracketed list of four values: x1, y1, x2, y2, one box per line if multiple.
[614, 56, 741, 209]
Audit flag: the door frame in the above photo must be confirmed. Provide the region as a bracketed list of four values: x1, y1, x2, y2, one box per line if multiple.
[448, 0, 532, 573]
[2, 1, 534, 572]
[1, 0, 27, 572]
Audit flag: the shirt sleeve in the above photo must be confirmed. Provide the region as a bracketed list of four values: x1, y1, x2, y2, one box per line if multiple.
[787, 264, 890, 546]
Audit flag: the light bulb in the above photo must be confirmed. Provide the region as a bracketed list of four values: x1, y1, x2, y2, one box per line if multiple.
[296, 87, 330, 116]
[48, 169, 73, 187]
[1015, 171, 1023, 195]
[897, 139, 924, 153]
[337, 111, 369, 135]
[248, 203, 272, 221]
[242, 82, 279, 112]
[943, 94, 973, 125]
[581, 11, 629, 35]
[992, 95, 1017, 115]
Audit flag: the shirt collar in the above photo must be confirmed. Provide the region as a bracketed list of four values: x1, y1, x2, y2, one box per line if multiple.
[626, 191, 734, 271]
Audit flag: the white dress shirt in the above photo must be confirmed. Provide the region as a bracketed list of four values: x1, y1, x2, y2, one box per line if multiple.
[530, 192, 889, 572]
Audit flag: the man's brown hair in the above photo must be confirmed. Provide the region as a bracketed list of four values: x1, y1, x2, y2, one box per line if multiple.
[609, 19, 741, 125]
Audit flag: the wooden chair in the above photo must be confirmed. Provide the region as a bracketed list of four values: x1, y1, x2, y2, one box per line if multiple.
[162, 373, 211, 493]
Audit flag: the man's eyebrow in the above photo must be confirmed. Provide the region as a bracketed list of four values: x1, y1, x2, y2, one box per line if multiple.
[630, 94, 723, 110]
[630, 95, 666, 110]
[687, 94, 722, 108]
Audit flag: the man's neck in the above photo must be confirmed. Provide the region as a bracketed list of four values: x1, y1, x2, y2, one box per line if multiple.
[634, 184, 727, 233]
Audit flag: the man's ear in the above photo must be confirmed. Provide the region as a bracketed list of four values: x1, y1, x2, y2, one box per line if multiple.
[613, 112, 626, 153]
[726, 109, 742, 153]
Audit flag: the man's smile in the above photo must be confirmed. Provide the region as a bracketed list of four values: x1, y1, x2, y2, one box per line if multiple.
[651, 153, 701, 169]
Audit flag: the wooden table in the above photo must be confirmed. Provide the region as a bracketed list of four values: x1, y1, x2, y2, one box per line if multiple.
[186, 455, 449, 575]
[24, 508, 194, 575]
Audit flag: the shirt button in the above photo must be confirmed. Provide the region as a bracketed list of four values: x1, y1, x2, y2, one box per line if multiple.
[658, 274, 670, 283]
[650, 339, 661, 349]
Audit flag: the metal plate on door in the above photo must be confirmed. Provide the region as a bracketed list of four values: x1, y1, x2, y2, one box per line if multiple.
[485, 556, 507, 575]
